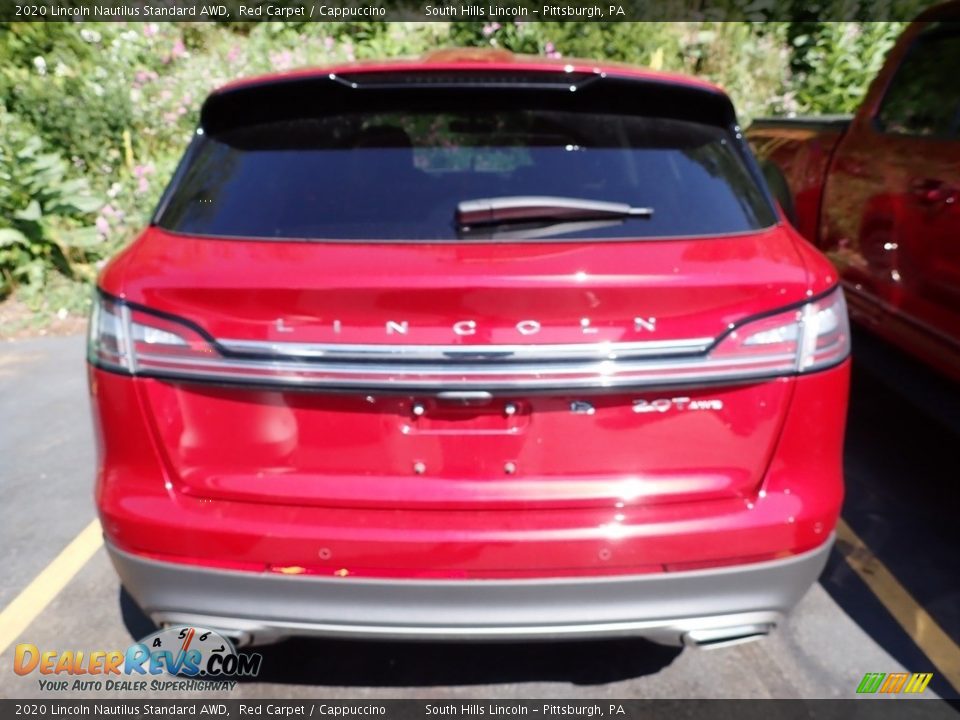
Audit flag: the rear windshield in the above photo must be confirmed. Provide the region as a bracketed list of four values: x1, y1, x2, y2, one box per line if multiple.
[156, 109, 776, 241]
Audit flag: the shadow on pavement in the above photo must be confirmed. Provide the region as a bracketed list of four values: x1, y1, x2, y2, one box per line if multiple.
[820, 327, 960, 700]
[236, 635, 681, 687]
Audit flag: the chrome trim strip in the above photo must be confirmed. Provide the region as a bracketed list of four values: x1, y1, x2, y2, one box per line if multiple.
[96, 286, 848, 392]
[216, 337, 715, 363]
[132, 348, 798, 391]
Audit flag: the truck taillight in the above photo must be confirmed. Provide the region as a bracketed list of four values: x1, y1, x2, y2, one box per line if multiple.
[88, 295, 216, 374]
[710, 287, 850, 374]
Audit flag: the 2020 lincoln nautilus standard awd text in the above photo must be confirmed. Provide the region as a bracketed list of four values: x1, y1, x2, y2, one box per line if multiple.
[88, 50, 850, 648]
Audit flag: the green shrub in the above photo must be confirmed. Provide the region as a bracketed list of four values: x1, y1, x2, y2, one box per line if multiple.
[789, 22, 905, 114]
[448, 20, 683, 65]
[3, 69, 136, 178]
[0, 108, 103, 301]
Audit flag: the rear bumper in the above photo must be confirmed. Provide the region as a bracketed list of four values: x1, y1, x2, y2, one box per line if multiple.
[109, 535, 832, 647]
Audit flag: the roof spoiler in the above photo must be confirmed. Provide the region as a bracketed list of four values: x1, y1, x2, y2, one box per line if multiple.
[199, 69, 738, 136]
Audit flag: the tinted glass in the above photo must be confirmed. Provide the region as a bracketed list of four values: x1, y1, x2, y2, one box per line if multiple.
[158, 110, 775, 241]
[877, 26, 960, 138]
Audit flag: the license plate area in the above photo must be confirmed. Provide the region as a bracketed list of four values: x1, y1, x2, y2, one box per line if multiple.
[401, 395, 529, 436]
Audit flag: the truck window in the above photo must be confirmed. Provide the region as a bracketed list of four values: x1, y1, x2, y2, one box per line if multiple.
[876, 24, 960, 138]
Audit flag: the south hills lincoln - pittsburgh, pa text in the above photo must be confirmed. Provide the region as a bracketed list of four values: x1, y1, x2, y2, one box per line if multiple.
[423, 4, 626, 17]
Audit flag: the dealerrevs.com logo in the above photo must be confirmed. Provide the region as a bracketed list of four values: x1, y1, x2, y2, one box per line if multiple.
[14, 626, 263, 693]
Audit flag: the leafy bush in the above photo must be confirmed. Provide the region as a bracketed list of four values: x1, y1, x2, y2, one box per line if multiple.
[4, 69, 136, 178]
[789, 22, 905, 114]
[0, 108, 103, 302]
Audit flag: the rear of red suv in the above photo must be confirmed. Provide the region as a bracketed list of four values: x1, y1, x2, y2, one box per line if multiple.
[89, 53, 849, 648]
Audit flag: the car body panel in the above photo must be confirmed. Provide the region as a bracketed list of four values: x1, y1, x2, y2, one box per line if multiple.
[102, 226, 812, 345]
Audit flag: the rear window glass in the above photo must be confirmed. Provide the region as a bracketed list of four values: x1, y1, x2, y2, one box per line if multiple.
[157, 109, 776, 241]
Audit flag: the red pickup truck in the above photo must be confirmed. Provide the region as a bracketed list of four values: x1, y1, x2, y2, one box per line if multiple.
[748, 4, 960, 381]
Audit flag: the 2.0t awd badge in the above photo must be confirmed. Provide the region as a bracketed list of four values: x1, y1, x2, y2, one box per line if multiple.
[632, 397, 725, 413]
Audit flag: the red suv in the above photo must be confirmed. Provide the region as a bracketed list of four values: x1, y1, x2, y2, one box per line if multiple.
[89, 51, 850, 648]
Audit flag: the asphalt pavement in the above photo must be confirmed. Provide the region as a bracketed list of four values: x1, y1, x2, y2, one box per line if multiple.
[0, 329, 957, 701]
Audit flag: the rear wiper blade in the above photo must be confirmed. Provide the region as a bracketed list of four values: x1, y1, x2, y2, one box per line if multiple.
[457, 218, 628, 241]
[456, 196, 654, 227]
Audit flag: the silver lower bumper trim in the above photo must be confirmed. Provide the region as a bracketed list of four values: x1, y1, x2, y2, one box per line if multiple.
[108, 537, 832, 647]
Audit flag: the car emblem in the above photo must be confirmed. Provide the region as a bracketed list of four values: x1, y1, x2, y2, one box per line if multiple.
[569, 401, 596, 415]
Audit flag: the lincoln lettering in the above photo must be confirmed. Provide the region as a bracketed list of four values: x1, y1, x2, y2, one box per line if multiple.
[297, 317, 659, 337]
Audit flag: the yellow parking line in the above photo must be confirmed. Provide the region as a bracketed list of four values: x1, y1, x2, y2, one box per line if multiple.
[836, 518, 960, 694]
[0, 518, 102, 655]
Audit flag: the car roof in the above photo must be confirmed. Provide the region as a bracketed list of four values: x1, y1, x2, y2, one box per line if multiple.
[210, 48, 726, 98]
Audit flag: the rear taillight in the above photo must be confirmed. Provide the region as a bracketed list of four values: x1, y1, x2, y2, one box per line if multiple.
[88, 288, 849, 388]
[710, 287, 850, 374]
[88, 295, 217, 374]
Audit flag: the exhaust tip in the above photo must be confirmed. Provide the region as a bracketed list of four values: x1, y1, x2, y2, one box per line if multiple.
[155, 617, 276, 648]
[683, 623, 774, 649]
[219, 629, 254, 648]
